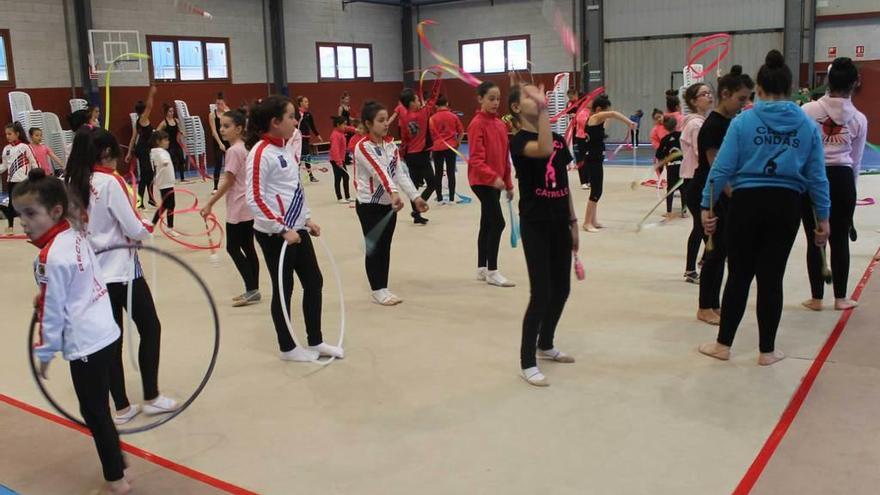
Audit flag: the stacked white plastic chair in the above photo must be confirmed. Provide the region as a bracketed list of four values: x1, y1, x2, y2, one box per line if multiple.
[8, 91, 44, 134]
[69, 98, 89, 113]
[547, 73, 570, 137]
[175, 99, 207, 180]
[41, 112, 70, 167]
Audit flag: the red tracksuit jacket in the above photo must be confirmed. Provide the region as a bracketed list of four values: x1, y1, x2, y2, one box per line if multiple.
[430, 108, 464, 152]
[466, 111, 512, 189]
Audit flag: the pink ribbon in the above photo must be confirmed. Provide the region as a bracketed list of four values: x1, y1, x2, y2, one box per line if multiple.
[687, 33, 732, 79]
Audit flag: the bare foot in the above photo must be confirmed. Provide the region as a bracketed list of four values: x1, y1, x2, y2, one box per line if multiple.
[698, 342, 731, 361]
[801, 299, 823, 311]
[712, 308, 721, 317]
[105, 479, 131, 494]
[834, 298, 858, 310]
[582, 223, 600, 233]
[758, 350, 785, 366]
[697, 309, 720, 326]
[594, 221, 605, 229]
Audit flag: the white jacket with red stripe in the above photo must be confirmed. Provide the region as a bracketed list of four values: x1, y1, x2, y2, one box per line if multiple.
[1, 142, 38, 182]
[32, 220, 120, 363]
[246, 135, 310, 234]
[353, 137, 419, 205]
[85, 166, 153, 283]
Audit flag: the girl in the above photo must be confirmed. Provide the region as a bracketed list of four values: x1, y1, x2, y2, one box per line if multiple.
[582, 94, 636, 232]
[508, 83, 580, 387]
[654, 116, 683, 219]
[156, 103, 187, 183]
[296, 96, 321, 183]
[149, 130, 177, 236]
[664, 89, 684, 131]
[66, 128, 178, 424]
[201, 110, 261, 307]
[245, 96, 342, 362]
[88, 105, 101, 128]
[1, 122, 38, 234]
[16, 168, 130, 494]
[338, 91, 352, 125]
[429, 95, 464, 204]
[399, 84, 440, 225]
[28, 128, 64, 175]
[680, 82, 714, 284]
[208, 92, 230, 192]
[467, 81, 515, 287]
[801, 57, 868, 311]
[698, 50, 830, 366]
[125, 85, 157, 209]
[572, 97, 591, 189]
[649, 108, 667, 152]
[690, 66, 754, 325]
[329, 116, 351, 202]
[353, 100, 429, 305]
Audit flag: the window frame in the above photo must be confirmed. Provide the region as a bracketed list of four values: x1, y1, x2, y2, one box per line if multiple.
[146, 34, 231, 84]
[458, 35, 531, 75]
[315, 42, 374, 82]
[0, 29, 15, 87]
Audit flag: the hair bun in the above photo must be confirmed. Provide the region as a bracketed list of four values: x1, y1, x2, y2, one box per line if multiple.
[730, 65, 743, 76]
[665, 89, 678, 97]
[765, 50, 785, 68]
[27, 168, 48, 181]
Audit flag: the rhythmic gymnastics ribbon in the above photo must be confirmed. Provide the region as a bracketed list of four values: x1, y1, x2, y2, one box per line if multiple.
[686, 34, 731, 79]
[573, 253, 585, 281]
[507, 198, 520, 247]
[174, 0, 213, 19]
[856, 197, 876, 206]
[812, 209, 832, 285]
[154, 188, 224, 251]
[103, 53, 150, 129]
[30, 243, 220, 434]
[541, 0, 579, 56]
[417, 20, 483, 88]
[635, 178, 685, 232]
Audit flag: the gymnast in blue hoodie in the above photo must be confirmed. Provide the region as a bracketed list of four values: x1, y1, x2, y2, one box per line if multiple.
[697, 50, 831, 366]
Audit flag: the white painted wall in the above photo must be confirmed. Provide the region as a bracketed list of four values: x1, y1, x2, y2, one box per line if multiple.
[815, 20, 879, 62]
[605, 0, 785, 39]
[817, 0, 880, 16]
[0, 0, 75, 89]
[283, 0, 402, 83]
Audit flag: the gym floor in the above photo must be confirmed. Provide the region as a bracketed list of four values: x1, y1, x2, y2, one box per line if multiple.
[1, 161, 878, 494]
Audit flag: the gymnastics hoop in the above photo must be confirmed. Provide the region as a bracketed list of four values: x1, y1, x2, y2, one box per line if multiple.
[277, 236, 346, 366]
[28, 243, 220, 434]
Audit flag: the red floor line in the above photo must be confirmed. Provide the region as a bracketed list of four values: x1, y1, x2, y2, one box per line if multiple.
[733, 247, 880, 494]
[0, 393, 258, 495]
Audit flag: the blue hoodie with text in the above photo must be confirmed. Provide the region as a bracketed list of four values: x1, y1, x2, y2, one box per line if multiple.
[701, 99, 831, 220]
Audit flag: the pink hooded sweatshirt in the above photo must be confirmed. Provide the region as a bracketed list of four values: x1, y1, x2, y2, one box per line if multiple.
[802, 95, 868, 181]
[679, 112, 706, 179]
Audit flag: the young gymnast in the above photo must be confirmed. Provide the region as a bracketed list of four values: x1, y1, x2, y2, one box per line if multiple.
[246, 95, 342, 361]
[428, 95, 464, 204]
[16, 168, 130, 494]
[654, 116, 684, 219]
[353, 100, 429, 305]
[208, 92, 231, 192]
[581, 94, 636, 232]
[329, 116, 352, 202]
[399, 84, 440, 225]
[28, 128, 63, 175]
[124, 86, 157, 209]
[156, 103, 187, 183]
[201, 110, 261, 307]
[508, 83, 579, 387]
[149, 130, 178, 236]
[800, 57, 868, 311]
[1, 122, 38, 234]
[698, 50, 830, 365]
[467, 81, 516, 287]
[296, 96, 322, 183]
[66, 128, 178, 424]
[680, 82, 714, 283]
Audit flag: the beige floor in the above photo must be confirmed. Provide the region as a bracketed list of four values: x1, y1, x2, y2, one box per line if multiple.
[1, 164, 878, 494]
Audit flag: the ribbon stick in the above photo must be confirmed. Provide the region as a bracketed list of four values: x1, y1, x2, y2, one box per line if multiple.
[635, 178, 685, 232]
[507, 199, 520, 247]
[175, 0, 213, 19]
[103, 53, 150, 129]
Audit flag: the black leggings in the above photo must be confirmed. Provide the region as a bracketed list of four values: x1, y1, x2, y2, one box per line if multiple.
[432, 149, 457, 201]
[356, 203, 397, 290]
[70, 342, 126, 482]
[170, 145, 186, 182]
[330, 160, 351, 200]
[665, 165, 684, 213]
[802, 166, 856, 299]
[301, 137, 312, 171]
[3, 181, 18, 228]
[683, 178, 703, 272]
[586, 158, 604, 202]
[213, 151, 224, 190]
[472, 185, 505, 271]
[696, 193, 728, 309]
[520, 219, 572, 369]
[717, 187, 801, 353]
[573, 138, 589, 185]
[107, 277, 162, 410]
[226, 220, 260, 292]
[255, 230, 323, 352]
[136, 149, 155, 204]
[405, 152, 437, 203]
[151, 188, 175, 229]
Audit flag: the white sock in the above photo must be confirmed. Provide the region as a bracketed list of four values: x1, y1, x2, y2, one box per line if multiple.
[521, 366, 546, 383]
[309, 342, 344, 359]
[280, 347, 319, 362]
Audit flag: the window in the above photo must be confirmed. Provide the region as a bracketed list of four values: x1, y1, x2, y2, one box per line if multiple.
[459, 36, 530, 75]
[0, 29, 14, 87]
[316, 43, 373, 81]
[146, 35, 231, 83]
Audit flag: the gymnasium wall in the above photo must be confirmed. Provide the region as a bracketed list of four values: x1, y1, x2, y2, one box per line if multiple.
[603, 0, 784, 38]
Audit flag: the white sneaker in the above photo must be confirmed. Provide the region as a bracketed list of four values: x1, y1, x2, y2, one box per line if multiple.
[581, 184, 589, 190]
[521, 367, 549, 387]
[476, 267, 488, 281]
[486, 270, 515, 287]
[372, 289, 402, 306]
[280, 347, 319, 362]
[168, 229, 181, 238]
[142, 395, 179, 415]
[337, 198, 348, 204]
[113, 405, 141, 425]
[309, 343, 345, 359]
[538, 348, 575, 363]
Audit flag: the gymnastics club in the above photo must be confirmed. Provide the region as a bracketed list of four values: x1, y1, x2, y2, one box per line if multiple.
[705, 180, 715, 252]
[813, 208, 832, 285]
